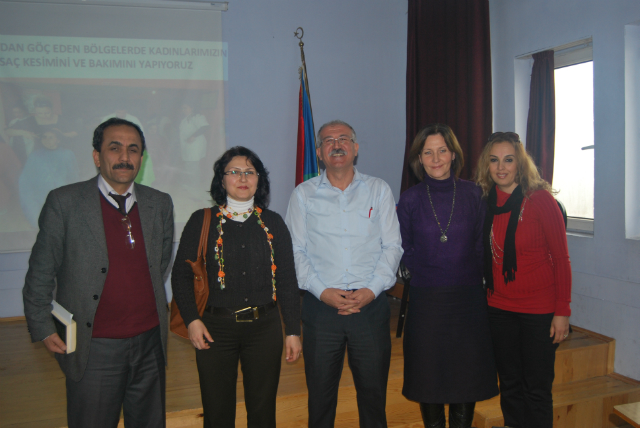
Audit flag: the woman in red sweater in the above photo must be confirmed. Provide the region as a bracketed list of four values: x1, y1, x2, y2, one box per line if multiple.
[476, 132, 571, 428]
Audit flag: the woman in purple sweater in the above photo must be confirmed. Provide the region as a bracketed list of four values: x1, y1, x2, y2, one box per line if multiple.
[397, 124, 498, 428]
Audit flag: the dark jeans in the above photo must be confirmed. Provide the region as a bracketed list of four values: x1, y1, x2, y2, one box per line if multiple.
[66, 326, 165, 428]
[196, 306, 283, 428]
[302, 292, 391, 428]
[488, 307, 559, 428]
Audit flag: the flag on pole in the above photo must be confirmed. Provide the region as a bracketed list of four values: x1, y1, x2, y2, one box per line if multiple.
[295, 67, 319, 186]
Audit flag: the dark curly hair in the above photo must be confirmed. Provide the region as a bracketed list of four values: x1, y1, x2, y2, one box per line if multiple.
[92, 117, 146, 155]
[210, 146, 270, 208]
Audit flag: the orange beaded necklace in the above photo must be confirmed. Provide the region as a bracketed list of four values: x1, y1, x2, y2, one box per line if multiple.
[214, 206, 277, 301]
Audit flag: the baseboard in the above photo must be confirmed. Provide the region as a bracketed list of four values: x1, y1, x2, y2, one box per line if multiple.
[0, 316, 26, 322]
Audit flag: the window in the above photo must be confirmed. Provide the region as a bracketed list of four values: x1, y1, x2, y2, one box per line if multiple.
[553, 62, 594, 219]
[552, 40, 594, 234]
[625, 23, 640, 240]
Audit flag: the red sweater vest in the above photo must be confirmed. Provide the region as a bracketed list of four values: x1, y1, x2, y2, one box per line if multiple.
[92, 195, 159, 338]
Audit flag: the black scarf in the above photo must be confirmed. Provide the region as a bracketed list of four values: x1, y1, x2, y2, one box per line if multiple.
[483, 184, 524, 293]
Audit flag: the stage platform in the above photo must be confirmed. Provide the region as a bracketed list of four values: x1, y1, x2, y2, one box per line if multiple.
[2, 295, 639, 428]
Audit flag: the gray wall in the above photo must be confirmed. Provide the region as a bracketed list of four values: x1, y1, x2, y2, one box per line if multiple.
[490, 0, 640, 380]
[0, 0, 409, 316]
[221, 0, 408, 214]
[8, 0, 637, 384]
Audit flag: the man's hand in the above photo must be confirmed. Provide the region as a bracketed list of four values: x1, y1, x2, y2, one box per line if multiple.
[285, 335, 302, 363]
[338, 288, 376, 315]
[320, 288, 359, 314]
[188, 319, 214, 350]
[43, 333, 67, 354]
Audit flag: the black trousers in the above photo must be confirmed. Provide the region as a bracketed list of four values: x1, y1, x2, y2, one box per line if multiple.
[66, 326, 165, 428]
[302, 292, 391, 428]
[487, 307, 559, 428]
[196, 306, 283, 428]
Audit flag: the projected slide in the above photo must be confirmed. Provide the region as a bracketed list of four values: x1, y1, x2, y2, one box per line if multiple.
[0, 35, 227, 252]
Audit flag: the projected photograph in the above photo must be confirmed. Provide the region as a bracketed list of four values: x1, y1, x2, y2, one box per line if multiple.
[0, 36, 227, 252]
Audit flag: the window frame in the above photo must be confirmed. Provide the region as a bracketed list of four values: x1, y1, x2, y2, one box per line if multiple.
[554, 39, 595, 236]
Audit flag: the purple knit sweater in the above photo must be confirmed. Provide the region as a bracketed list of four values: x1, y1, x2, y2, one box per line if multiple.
[397, 174, 485, 288]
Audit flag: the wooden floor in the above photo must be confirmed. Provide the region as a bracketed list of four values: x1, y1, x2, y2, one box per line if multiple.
[0, 296, 404, 428]
[2, 296, 640, 428]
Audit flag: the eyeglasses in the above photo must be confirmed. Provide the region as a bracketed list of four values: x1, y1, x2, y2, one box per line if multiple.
[120, 216, 135, 249]
[321, 137, 353, 146]
[223, 170, 259, 178]
[488, 132, 520, 143]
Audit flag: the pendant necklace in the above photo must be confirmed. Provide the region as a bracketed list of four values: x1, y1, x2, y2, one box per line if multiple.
[426, 179, 456, 243]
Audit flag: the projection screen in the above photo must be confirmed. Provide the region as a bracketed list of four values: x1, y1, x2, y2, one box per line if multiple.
[0, 0, 227, 252]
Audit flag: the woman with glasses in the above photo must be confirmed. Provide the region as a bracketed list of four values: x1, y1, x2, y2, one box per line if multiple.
[172, 146, 301, 428]
[397, 124, 498, 428]
[476, 132, 571, 428]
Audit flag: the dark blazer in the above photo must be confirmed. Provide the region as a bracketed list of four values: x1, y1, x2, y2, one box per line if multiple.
[23, 175, 174, 382]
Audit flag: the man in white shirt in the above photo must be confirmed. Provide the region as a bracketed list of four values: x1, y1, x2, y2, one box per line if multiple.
[286, 120, 403, 428]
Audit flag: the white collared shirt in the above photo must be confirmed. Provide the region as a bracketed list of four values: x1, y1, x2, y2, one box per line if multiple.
[285, 168, 403, 299]
[97, 174, 137, 214]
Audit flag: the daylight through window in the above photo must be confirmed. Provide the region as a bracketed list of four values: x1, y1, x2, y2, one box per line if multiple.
[552, 61, 594, 220]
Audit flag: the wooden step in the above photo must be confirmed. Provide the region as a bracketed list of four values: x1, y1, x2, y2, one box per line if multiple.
[474, 373, 640, 428]
[614, 401, 640, 428]
[554, 326, 615, 385]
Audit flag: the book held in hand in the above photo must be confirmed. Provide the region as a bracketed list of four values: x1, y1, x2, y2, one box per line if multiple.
[52, 301, 76, 354]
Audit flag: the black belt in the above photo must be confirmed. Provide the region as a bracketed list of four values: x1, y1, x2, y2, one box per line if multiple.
[204, 301, 277, 322]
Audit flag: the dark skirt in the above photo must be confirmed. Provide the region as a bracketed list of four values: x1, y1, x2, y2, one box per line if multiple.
[402, 284, 499, 404]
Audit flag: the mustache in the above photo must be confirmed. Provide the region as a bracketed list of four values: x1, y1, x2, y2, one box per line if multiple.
[329, 148, 347, 156]
[113, 162, 134, 170]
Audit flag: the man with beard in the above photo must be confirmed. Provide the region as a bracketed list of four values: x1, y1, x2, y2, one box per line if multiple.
[23, 117, 174, 428]
[286, 120, 403, 428]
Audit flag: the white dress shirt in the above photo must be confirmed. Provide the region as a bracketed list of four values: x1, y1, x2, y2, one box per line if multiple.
[97, 174, 136, 214]
[285, 168, 403, 299]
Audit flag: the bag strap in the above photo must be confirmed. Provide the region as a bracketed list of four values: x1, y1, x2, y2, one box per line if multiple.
[198, 208, 212, 260]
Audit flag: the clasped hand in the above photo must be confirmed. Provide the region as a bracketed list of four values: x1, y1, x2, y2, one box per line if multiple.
[319, 288, 375, 315]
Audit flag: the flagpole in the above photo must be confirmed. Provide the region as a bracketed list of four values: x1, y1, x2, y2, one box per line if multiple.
[294, 27, 318, 157]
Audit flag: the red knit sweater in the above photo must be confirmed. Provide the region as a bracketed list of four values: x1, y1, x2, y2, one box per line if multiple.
[487, 188, 572, 316]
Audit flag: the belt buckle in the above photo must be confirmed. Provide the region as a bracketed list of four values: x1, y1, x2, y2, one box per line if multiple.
[234, 306, 258, 322]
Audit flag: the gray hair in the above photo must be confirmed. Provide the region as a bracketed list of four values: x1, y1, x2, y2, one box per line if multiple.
[316, 120, 357, 148]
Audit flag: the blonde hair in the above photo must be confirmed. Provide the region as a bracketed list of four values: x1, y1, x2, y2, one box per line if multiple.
[475, 132, 555, 197]
[407, 123, 464, 181]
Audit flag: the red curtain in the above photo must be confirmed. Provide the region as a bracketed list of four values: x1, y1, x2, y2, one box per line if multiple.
[525, 50, 556, 183]
[401, 0, 492, 193]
